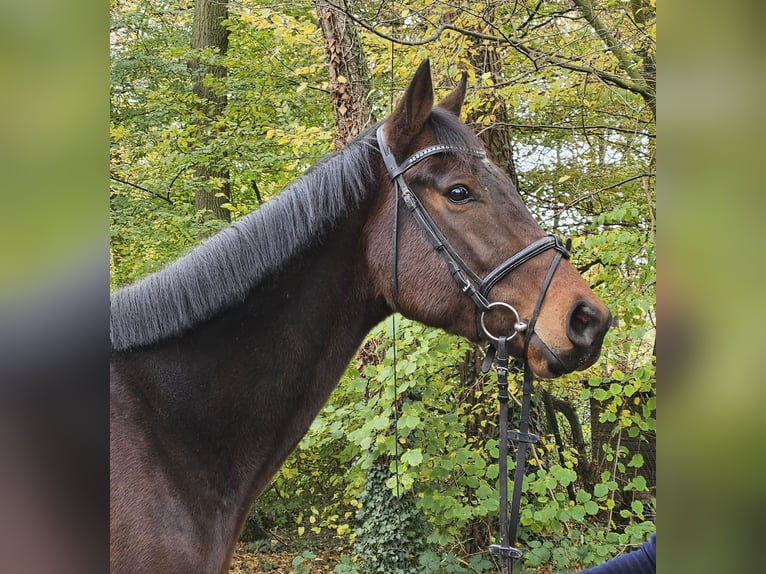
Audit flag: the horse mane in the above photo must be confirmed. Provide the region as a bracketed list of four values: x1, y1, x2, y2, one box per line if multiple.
[110, 109, 481, 352]
[110, 127, 381, 351]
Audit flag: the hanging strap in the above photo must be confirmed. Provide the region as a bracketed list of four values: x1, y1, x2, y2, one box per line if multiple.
[376, 121, 571, 571]
[487, 336, 523, 573]
[487, 248, 565, 573]
[506, 365, 538, 556]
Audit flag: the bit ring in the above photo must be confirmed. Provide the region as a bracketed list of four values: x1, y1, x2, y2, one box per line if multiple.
[479, 301, 527, 343]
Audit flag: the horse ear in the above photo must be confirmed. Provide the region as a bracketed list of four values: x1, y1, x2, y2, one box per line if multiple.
[437, 71, 467, 117]
[386, 59, 434, 148]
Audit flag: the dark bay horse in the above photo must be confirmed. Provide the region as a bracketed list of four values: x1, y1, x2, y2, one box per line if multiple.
[110, 60, 610, 573]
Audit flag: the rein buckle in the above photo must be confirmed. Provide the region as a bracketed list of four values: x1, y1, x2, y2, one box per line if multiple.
[489, 544, 523, 559]
[508, 430, 539, 444]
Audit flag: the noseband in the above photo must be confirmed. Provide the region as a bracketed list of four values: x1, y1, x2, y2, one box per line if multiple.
[375, 125, 570, 340]
[377, 124, 573, 572]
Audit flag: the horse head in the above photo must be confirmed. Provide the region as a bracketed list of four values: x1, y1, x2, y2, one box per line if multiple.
[366, 60, 611, 378]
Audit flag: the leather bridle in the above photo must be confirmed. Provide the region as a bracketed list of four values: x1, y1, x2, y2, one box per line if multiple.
[376, 123, 571, 573]
[376, 124, 570, 336]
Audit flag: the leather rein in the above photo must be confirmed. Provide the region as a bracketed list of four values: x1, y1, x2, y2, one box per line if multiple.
[376, 124, 570, 573]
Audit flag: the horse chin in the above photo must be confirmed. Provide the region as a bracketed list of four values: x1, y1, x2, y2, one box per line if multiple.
[527, 348, 566, 379]
[527, 334, 602, 379]
[526, 336, 572, 379]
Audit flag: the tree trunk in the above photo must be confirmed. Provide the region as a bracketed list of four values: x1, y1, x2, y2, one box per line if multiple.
[464, 2, 520, 189]
[189, 0, 230, 223]
[313, 0, 372, 150]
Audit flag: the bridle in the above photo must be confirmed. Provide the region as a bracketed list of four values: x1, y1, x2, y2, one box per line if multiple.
[376, 124, 570, 573]
[376, 125, 569, 333]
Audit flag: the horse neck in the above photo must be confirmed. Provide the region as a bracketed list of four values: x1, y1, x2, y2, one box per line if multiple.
[206, 217, 387, 484]
[114, 202, 389, 520]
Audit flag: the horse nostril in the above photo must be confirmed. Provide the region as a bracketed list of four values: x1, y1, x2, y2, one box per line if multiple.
[567, 302, 608, 348]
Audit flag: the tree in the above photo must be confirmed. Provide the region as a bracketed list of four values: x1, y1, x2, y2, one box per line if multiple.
[462, 1, 520, 187]
[110, 0, 335, 288]
[189, 0, 231, 224]
[314, 0, 372, 149]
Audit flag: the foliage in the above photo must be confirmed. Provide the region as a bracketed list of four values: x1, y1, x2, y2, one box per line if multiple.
[267, 314, 654, 572]
[110, 0, 335, 288]
[352, 458, 429, 573]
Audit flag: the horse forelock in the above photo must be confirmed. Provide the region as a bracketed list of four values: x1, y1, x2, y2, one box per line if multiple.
[430, 107, 481, 146]
[110, 128, 380, 351]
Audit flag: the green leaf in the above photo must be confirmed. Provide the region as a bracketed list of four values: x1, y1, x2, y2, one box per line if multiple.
[584, 500, 599, 515]
[398, 414, 421, 430]
[576, 489, 592, 503]
[626, 475, 648, 491]
[552, 466, 577, 487]
[593, 483, 609, 498]
[593, 388, 610, 401]
[402, 448, 423, 467]
[363, 365, 377, 377]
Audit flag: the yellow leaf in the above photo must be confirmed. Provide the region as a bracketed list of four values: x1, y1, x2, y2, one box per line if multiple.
[558, 175, 571, 183]
[337, 75, 347, 84]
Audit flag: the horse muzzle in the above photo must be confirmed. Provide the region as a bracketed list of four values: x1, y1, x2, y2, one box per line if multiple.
[528, 300, 612, 378]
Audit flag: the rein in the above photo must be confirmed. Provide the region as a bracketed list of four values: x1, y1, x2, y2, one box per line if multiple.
[482, 245, 565, 574]
[376, 124, 570, 573]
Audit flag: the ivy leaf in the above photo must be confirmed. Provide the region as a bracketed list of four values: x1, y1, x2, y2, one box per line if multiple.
[576, 489, 592, 503]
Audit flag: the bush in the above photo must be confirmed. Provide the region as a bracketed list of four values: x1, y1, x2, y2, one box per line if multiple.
[250, 316, 655, 573]
[353, 458, 430, 573]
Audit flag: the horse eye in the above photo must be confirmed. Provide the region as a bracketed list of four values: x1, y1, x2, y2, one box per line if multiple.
[446, 186, 471, 204]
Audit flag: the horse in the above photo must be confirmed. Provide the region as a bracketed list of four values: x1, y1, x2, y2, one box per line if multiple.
[110, 60, 611, 573]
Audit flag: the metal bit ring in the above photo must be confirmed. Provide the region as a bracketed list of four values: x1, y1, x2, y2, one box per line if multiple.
[479, 301, 527, 343]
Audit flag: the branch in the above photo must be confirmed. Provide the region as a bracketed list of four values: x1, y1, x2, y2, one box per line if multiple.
[518, 0, 544, 35]
[570, 0, 640, 80]
[542, 389, 576, 500]
[550, 394, 592, 487]
[556, 172, 655, 216]
[486, 121, 655, 139]
[320, 0, 653, 100]
[251, 179, 263, 206]
[167, 164, 191, 193]
[110, 173, 173, 205]
[569, 0, 655, 114]
[643, 173, 656, 245]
